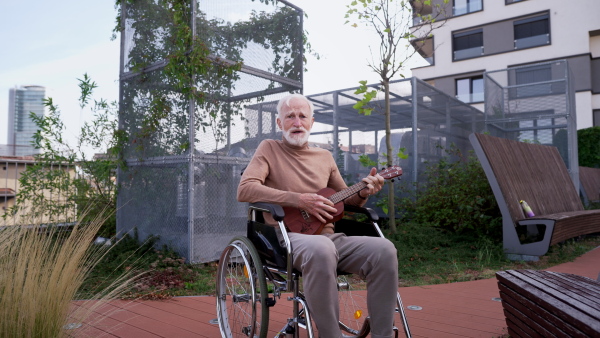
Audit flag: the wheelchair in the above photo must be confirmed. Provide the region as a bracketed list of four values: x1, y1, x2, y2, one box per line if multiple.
[216, 202, 412, 338]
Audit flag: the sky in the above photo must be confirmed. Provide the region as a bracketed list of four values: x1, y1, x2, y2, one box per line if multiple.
[0, 0, 426, 148]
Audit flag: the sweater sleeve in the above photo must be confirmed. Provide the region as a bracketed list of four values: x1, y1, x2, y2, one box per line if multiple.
[237, 141, 301, 207]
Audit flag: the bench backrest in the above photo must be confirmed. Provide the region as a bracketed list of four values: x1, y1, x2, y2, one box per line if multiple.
[580, 166, 600, 203]
[472, 133, 583, 224]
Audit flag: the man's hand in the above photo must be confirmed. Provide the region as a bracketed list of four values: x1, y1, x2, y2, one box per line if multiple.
[298, 193, 337, 224]
[359, 167, 384, 199]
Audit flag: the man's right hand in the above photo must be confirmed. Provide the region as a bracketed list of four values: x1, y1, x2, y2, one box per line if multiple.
[298, 193, 337, 224]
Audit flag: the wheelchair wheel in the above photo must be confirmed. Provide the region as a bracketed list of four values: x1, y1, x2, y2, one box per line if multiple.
[216, 236, 269, 338]
[337, 275, 369, 337]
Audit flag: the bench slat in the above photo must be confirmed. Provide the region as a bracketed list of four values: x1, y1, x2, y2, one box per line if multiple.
[500, 288, 569, 337]
[497, 270, 600, 337]
[519, 270, 600, 310]
[498, 281, 583, 337]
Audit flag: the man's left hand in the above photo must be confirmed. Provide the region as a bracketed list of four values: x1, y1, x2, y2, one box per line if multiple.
[359, 167, 384, 199]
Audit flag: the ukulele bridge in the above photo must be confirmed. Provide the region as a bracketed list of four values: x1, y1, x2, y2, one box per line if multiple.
[300, 209, 310, 221]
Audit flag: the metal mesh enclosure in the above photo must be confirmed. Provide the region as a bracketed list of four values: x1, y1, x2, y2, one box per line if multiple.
[244, 78, 485, 217]
[483, 60, 579, 187]
[117, 0, 303, 263]
[304, 78, 485, 186]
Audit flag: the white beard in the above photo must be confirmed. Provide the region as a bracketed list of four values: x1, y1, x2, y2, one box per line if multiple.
[283, 127, 310, 146]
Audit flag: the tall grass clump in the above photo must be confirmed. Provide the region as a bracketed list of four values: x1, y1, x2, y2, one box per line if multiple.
[0, 211, 137, 337]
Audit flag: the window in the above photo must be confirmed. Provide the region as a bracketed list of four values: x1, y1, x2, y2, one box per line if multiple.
[514, 15, 549, 49]
[506, 0, 525, 4]
[594, 110, 600, 127]
[453, 29, 483, 60]
[456, 76, 484, 103]
[453, 0, 482, 16]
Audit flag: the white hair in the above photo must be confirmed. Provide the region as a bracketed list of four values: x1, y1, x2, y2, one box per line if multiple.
[276, 94, 314, 118]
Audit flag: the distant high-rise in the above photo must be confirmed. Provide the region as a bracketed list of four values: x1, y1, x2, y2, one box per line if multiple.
[7, 85, 45, 156]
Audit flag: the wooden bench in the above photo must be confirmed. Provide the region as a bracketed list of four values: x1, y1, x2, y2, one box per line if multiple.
[469, 133, 600, 258]
[580, 166, 600, 205]
[496, 270, 600, 337]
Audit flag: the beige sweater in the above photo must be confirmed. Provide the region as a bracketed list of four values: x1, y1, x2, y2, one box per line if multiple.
[237, 139, 366, 209]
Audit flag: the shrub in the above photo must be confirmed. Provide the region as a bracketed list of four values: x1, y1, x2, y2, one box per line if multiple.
[398, 145, 502, 240]
[578, 126, 600, 168]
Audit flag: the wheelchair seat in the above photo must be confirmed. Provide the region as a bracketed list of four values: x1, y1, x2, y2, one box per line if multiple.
[247, 203, 382, 271]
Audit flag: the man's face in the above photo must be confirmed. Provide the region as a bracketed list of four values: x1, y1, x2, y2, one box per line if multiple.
[276, 98, 314, 146]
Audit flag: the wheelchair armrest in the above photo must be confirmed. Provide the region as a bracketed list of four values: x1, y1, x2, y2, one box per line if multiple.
[343, 204, 379, 222]
[249, 202, 285, 221]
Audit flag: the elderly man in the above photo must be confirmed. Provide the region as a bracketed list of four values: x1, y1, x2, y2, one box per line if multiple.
[237, 93, 398, 338]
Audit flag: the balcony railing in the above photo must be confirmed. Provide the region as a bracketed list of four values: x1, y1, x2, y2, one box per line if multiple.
[456, 92, 484, 103]
[514, 34, 550, 49]
[454, 46, 484, 60]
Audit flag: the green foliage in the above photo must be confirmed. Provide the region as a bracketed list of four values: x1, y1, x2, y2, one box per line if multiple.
[353, 80, 378, 115]
[358, 154, 378, 168]
[577, 126, 600, 168]
[3, 75, 121, 237]
[399, 145, 502, 238]
[80, 232, 217, 299]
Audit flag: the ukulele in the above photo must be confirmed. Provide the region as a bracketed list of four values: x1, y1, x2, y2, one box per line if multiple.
[283, 166, 403, 235]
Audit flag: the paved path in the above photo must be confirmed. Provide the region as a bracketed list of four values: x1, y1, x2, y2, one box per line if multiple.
[68, 247, 600, 337]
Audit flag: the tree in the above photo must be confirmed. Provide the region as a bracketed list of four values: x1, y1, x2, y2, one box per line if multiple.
[4, 74, 122, 237]
[345, 0, 447, 233]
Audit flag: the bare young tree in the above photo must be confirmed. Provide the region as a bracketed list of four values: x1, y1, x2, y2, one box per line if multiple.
[345, 0, 448, 233]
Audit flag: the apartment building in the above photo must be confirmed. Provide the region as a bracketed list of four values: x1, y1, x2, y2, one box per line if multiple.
[1, 156, 76, 226]
[410, 0, 600, 129]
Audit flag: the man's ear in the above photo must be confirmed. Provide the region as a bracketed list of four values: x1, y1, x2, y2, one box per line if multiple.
[276, 117, 282, 130]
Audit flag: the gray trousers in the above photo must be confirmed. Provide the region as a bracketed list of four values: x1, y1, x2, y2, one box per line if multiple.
[288, 232, 399, 338]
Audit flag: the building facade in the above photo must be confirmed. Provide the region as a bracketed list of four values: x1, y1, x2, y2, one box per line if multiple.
[410, 0, 600, 129]
[7, 85, 45, 156]
[1, 156, 77, 226]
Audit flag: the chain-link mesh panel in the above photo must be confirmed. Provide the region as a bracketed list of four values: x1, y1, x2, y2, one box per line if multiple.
[121, 0, 180, 74]
[118, 0, 303, 263]
[484, 60, 576, 171]
[117, 161, 190, 258]
[121, 69, 191, 160]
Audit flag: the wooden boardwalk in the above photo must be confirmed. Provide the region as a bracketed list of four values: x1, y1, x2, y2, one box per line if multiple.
[68, 247, 600, 337]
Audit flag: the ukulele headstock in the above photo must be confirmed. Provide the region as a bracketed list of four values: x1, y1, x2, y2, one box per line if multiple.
[379, 165, 403, 180]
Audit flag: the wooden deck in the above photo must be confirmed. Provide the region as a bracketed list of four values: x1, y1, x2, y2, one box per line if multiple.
[68, 247, 600, 337]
